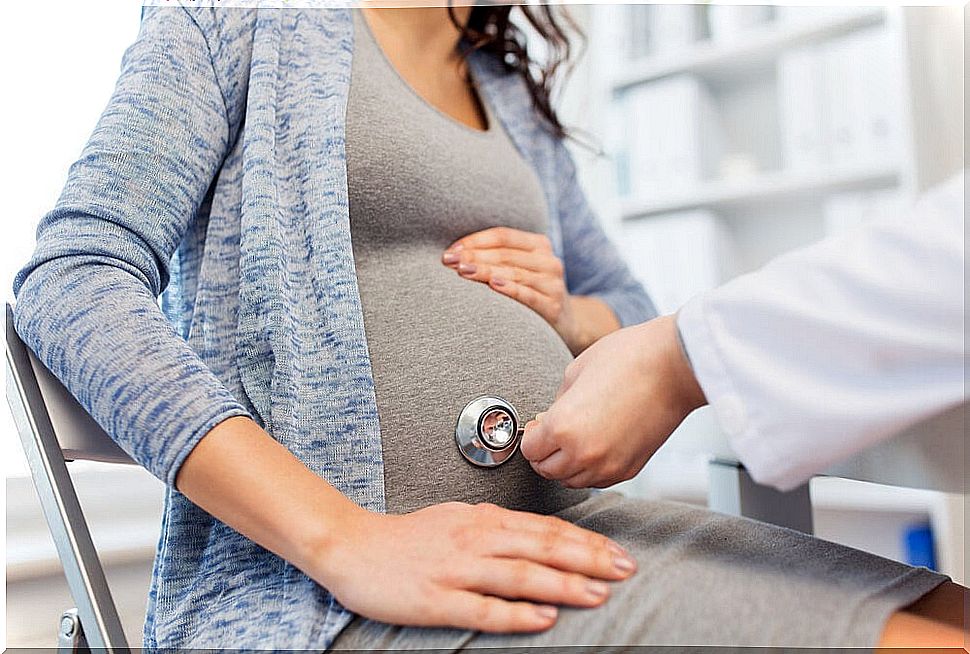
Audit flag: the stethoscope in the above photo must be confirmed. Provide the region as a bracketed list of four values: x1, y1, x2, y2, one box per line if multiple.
[455, 395, 524, 467]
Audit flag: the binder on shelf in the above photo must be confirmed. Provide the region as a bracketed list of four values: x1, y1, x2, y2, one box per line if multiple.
[778, 26, 902, 174]
[821, 28, 902, 167]
[821, 32, 868, 166]
[619, 75, 722, 200]
[619, 210, 735, 315]
[775, 5, 869, 26]
[626, 4, 706, 61]
[607, 101, 633, 198]
[823, 188, 907, 236]
[706, 5, 774, 43]
[853, 28, 903, 162]
[599, 4, 632, 70]
[777, 46, 827, 171]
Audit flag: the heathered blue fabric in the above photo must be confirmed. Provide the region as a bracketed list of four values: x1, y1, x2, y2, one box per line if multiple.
[12, 5, 656, 649]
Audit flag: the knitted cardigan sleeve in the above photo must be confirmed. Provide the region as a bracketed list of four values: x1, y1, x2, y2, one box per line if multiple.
[555, 141, 658, 327]
[12, 6, 250, 486]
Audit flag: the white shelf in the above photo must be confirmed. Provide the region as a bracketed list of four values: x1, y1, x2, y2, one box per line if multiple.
[612, 9, 885, 91]
[619, 163, 899, 220]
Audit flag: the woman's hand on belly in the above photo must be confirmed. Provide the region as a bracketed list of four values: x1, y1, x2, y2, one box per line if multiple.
[442, 227, 621, 355]
[320, 501, 637, 633]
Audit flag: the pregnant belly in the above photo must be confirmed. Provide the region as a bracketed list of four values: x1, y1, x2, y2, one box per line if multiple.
[355, 248, 591, 515]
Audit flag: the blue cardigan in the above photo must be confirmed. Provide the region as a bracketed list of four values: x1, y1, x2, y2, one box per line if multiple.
[13, 5, 656, 649]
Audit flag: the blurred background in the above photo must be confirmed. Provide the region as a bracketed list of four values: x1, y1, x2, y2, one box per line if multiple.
[2, 2, 965, 648]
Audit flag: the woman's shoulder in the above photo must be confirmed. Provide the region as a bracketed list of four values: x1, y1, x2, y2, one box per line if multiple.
[142, 5, 258, 51]
[140, 5, 259, 135]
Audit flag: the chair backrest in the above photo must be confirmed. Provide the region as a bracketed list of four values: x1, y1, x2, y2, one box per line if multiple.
[5, 303, 134, 464]
[5, 302, 130, 651]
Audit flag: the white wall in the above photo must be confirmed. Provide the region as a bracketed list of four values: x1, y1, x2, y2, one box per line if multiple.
[1, 1, 143, 478]
[2, 3, 144, 648]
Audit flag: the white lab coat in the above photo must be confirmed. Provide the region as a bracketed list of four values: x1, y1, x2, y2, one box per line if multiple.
[677, 170, 965, 492]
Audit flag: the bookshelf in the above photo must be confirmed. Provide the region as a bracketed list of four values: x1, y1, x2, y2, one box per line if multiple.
[618, 161, 899, 219]
[611, 7, 885, 90]
[564, 3, 965, 583]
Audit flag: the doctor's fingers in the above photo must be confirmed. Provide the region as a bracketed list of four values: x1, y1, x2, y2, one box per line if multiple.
[520, 420, 560, 462]
[529, 449, 580, 481]
[563, 465, 638, 490]
[459, 558, 611, 609]
[555, 357, 587, 401]
[562, 470, 598, 489]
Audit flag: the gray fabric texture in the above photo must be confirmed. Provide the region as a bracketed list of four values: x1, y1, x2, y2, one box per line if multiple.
[329, 491, 947, 649]
[346, 9, 588, 515]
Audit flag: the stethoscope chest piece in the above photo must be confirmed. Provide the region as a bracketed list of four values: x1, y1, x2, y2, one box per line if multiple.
[455, 396, 523, 467]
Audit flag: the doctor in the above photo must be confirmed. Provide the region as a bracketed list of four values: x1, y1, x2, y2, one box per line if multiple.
[520, 169, 966, 643]
[521, 169, 964, 491]
[521, 171, 970, 647]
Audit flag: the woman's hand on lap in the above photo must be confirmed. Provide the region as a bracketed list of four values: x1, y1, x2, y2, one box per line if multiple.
[443, 227, 619, 354]
[318, 501, 637, 633]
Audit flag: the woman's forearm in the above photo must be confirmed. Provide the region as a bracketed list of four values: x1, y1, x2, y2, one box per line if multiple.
[173, 415, 638, 634]
[174, 416, 361, 577]
[567, 295, 622, 354]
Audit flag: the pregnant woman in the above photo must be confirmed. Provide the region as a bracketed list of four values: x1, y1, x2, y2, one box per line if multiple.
[12, 4, 955, 650]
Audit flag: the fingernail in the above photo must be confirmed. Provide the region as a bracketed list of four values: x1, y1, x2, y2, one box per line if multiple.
[491, 277, 506, 287]
[613, 553, 637, 574]
[442, 252, 459, 264]
[608, 541, 628, 557]
[535, 605, 558, 620]
[458, 263, 477, 275]
[586, 580, 609, 598]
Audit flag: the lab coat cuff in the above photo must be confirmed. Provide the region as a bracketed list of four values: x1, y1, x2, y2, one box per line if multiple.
[676, 297, 790, 489]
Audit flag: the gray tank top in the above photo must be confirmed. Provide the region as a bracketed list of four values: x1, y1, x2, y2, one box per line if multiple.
[345, 10, 589, 515]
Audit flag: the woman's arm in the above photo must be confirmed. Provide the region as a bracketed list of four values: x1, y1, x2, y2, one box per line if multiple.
[565, 295, 622, 353]
[554, 141, 658, 329]
[178, 415, 639, 633]
[13, 6, 248, 485]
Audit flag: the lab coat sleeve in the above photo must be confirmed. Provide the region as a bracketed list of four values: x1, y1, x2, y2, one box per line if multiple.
[677, 170, 966, 491]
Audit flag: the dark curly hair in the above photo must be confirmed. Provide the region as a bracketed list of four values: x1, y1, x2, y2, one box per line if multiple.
[449, 4, 582, 139]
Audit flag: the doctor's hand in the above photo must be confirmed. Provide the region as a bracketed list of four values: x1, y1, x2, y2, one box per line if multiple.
[443, 227, 620, 355]
[521, 315, 707, 488]
[321, 501, 637, 633]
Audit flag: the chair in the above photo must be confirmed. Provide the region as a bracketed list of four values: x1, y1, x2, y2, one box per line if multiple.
[707, 393, 966, 577]
[5, 302, 132, 653]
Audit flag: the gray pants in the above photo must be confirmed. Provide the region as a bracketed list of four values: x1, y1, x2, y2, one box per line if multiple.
[329, 492, 946, 650]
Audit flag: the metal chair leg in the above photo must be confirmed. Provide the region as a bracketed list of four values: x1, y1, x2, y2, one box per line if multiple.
[58, 609, 89, 653]
[6, 317, 130, 652]
[708, 459, 814, 534]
